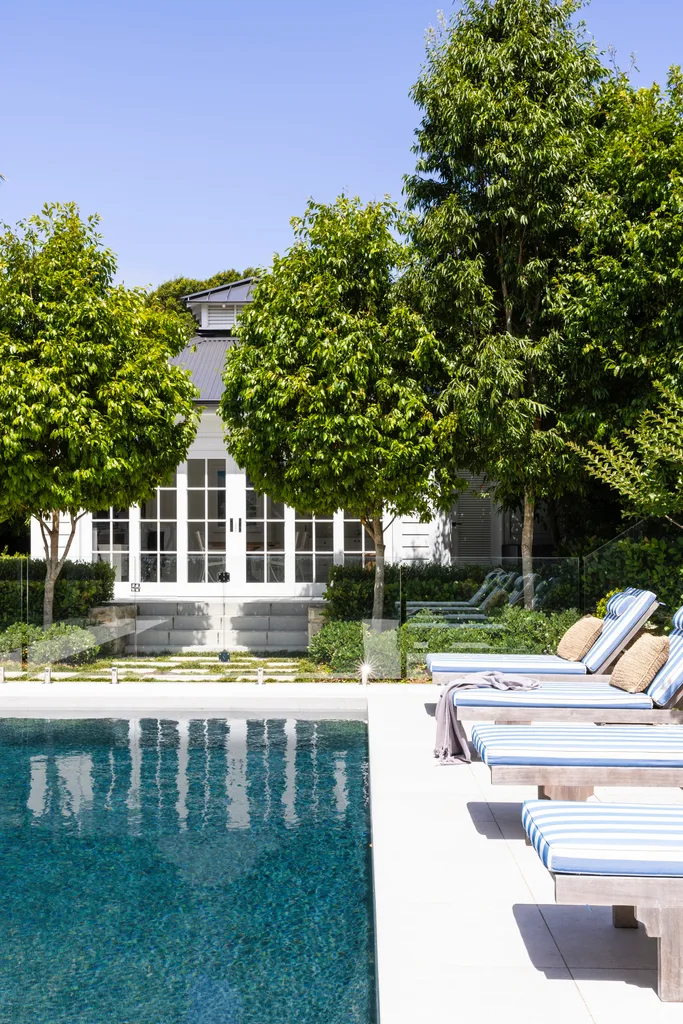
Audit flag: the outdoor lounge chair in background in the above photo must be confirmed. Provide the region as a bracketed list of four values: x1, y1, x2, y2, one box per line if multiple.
[427, 588, 659, 682]
[401, 570, 516, 624]
[522, 800, 683, 1001]
[471, 722, 683, 800]
[450, 605, 683, 726]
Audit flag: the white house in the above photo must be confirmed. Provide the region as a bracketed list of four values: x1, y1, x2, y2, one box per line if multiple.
[32, 278, 515, 613]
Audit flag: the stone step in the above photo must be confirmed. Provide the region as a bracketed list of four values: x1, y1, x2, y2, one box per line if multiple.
[133, 600, 311, 618]
[131, 628, 308, 650]
[124, 643, 307, 655]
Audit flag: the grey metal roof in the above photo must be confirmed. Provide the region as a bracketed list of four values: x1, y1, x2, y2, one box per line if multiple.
[182, 277, 257, 304]
[171, 337, 230, 402]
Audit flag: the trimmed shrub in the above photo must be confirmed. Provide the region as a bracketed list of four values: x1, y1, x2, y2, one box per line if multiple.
[308, 620, 364, 673]
[400, 605, 583, 662]
[0, 557, 115, 627]
[0, 621, 100, 665]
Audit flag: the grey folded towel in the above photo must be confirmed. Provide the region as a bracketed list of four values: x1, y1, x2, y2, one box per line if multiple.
[434, 672, 541, 764]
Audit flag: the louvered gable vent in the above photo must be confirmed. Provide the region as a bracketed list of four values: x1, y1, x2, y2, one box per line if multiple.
[207, 303, 238, 329]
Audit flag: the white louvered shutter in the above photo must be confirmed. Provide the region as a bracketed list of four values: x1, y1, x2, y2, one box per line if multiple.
[452, 474, 493, 560]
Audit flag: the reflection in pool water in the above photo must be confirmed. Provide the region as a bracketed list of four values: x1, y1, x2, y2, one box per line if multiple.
[0, 718, 375, 1023]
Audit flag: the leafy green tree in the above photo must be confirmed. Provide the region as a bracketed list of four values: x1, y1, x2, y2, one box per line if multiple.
[578, 389, 683, 528]
[404, 0, 605, 603]
[149, 268, 257, 333]
[220, 196, 448, 622]
[556, 70, 683, 437]
[0, 203, 200, 626]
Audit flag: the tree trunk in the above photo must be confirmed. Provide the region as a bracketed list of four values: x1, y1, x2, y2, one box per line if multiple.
[43, 569, 57, 630]
[521, 488, 535, 610]
[371, 515, 386, 626]
[39, 511, 79, 628]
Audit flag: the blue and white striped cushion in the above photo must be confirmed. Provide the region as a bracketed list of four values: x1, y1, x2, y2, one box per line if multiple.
[582, 588, 657, 672]
[647, 607, 683, 707]
[522, 800, 683, 876]
[427, 653, 588, 675]
[454, 680, 653, 709]
[426, 587, 657, 677]
[471, 724, 683, 767]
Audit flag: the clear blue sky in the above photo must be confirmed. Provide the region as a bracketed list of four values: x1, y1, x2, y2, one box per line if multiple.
[2, 0, 681, 288]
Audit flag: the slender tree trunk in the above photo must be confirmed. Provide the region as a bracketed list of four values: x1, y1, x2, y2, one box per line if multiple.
[43, 569, 57, 629]
[521, 488, 535, 610]
[371, 515, 386, 626]
[39, 511, 79, 628]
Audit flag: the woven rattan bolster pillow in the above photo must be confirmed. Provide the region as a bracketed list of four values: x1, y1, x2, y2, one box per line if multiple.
[610, 634, 670, 693]
[557, 615, 604, 662]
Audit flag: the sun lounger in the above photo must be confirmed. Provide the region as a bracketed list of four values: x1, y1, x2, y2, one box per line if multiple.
[446, 604, 683, 725]
[402, 571, 516, 623]
[427, 587, 658, 683]
[522, 800, 683, 1001]
[471, 722, 683, 800]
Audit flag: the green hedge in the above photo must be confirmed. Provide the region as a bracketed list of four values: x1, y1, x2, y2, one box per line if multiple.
[0, 558, 116, 627]
[323, 562, 495, 621]
[584, 533, 683, 619]
[323, 559, 580, 621]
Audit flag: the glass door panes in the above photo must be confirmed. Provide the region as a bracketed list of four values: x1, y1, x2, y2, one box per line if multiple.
[187, 459, 228, 583]
[92, 508, 130, 581]
[343, 512, 376, 567]
[140, 474, 177, 582]
[246, 478, 285, 583]
[295, 512, 334, 582]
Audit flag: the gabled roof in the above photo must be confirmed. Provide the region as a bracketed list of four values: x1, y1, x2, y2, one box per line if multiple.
[182, 277, 257, 304]
[170, 337, 231, 403]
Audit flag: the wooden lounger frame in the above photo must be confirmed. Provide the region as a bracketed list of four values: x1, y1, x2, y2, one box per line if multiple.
[552, 873, 683, 1001]
[457, 702, 683, 726]
[489, 763, 683, 803]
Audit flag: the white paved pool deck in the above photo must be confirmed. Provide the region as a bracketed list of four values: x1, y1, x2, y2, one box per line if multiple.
[1, 681, 682, 1023]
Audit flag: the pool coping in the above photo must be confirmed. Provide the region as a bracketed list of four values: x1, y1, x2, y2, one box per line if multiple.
[0, 680, 370, 719]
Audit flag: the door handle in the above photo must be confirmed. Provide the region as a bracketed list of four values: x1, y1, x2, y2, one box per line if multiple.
[238, 518, 242, 533]
[230, 518, 234, 532]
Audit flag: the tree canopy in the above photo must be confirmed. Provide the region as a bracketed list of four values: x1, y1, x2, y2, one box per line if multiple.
[556, 69, 683, 438]
[0, 203, 200, 624]
[404, 0, 605, 598]
[220, 196, 449, 620]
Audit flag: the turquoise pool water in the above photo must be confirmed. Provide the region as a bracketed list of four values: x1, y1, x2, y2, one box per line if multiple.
[0, 718, 375, 1023]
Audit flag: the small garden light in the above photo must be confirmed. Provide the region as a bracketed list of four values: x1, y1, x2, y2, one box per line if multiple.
[359, 661, 373, 687]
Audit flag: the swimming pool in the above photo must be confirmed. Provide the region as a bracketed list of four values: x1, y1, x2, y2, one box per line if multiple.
[0, 717, 376, 1023]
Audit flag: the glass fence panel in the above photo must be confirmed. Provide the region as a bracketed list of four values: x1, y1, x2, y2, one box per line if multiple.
[302, 555, 582, 681]
[361, 620, 401, 680]
[582, 517, 683, 622]
[398, 556, 581, 680]
[0, 557, 25, 675]
[0, 556, 140, 678]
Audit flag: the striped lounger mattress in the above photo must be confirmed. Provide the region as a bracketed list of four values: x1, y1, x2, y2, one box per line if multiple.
[522, 800, 683, 876]
[452, 680, 654, 709]
[427, 587, 658, 678]
[471, 724, 683, 767]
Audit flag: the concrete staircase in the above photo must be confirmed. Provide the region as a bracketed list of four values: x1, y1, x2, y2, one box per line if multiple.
[127, 599, 311, 654]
